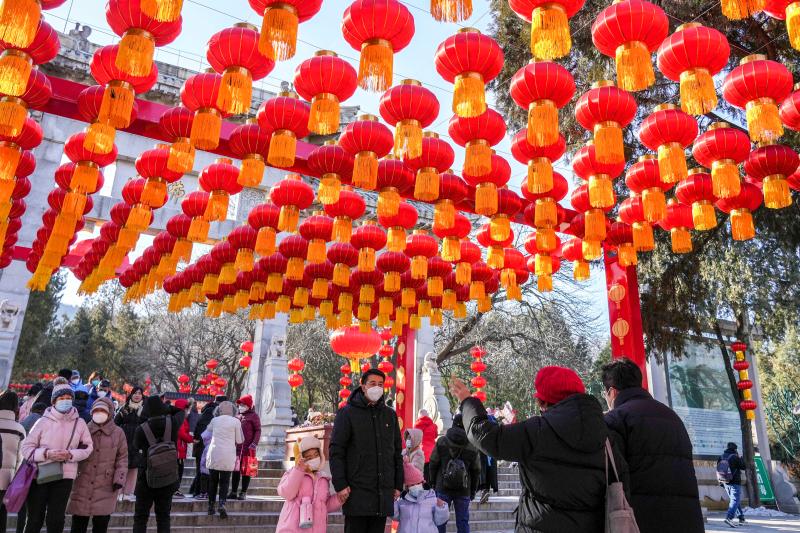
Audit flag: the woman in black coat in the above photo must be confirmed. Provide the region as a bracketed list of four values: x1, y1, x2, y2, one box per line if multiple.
[114, 386, 145, 500]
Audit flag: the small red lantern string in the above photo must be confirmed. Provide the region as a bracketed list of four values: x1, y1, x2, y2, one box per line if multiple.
[731, 342, 756, 420]
[470, 345, 488, 402]
[287, 356, 305, 391]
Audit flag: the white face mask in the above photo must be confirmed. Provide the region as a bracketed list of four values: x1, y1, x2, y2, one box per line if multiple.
[92, 412, 109, 425]
[365, 386, 383, 402]
[238, 405, 248, 414]
[405, 438, 413, 449]
[306, 458, 321, 471]
[408, 484, 424, 497]
[98, 391, 108, 398]
[71, 378, 80, 385]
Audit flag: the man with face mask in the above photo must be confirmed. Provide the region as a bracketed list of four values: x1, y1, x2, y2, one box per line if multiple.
[69, 370, 88, 394]
[330, 368, 404, 533]
[87, 379, 112, 411]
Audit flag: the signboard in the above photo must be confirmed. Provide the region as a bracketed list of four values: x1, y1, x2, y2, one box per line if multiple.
[667, 339, 742, 457]
[754, 455, 775, 503]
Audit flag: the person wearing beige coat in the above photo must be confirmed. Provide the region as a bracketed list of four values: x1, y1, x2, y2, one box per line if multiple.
[66, 397, 128, 533]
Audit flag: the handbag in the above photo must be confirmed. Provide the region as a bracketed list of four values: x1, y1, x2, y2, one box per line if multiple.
[604, 438, 640, 533]
[36, 419, 79, 485]
[3, 451, 36, 513]
[244, 452, 258, 478]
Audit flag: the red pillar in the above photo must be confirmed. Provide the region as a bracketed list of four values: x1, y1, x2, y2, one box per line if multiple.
[603, 248, 648, 389]
[394, 326, 416, 432]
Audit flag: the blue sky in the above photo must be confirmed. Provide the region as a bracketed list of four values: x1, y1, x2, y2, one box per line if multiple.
[44, 0, 611, 335]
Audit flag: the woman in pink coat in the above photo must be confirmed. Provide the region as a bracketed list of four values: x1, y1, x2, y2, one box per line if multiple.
[276, 435, 340, 533]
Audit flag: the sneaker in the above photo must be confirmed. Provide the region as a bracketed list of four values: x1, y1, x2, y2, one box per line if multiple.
[237, 492, 246, 500]
[226, 492, 237, 500]
[724, 518, 738, 528]
[219, 505, 228, 519]
[174, 491, 185, 498]
[194, 493, 208, 500]
[479, 490, 489, 504]
[207, 504, 216, 516]
[739, 517, 746, 525]
[123, 494, 136, 502]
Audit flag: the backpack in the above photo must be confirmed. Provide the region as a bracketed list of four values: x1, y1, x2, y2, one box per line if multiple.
[442, 445, 469, 491]
[141, 416, 179, 488]
[716, 454, 733, 484]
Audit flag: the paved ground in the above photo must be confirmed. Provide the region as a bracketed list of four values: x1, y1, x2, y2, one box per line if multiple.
[492, 513, 800, 532]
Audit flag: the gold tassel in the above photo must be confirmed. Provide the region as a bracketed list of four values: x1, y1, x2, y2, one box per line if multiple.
[309, 93, 340, 135]
[277, 205, 299, 232]
[338, 291, 353, 313]
[731, 208, 755, 240]
[359, 284, 375, 304]
[384, 271, 401, 292]
[333, 217, 352, 243]
[475, 182, 498, 216]
[303, 305, 316, 321]
[534, 253, 552, 276]
[584, 209, 606, 242]
[0, 97, 26, 137]
[70, 163, 100, 194]
[0, 51, 31, 97]
[486, 246, 504, 269]
[762, 175, 792, 209]
[456, 262, 471, 285]
[411, 255, 427, 279]
[293, 286, 309, 307]
[615, 41, 654, 92]
[268, 129, 297, 168]
[289, 308, 302, 324]
[454, 302, 467, 318]
[679, 68, 717, 115]
[141, 0, 183, 22]
[477, 297, 492, 313]
[430, 0, 472, 22]
[536, 228, 557, 253]
[141, 179, 167, 208]
[428, 277, 443, 297]
[239, 155, 265, 188]
[746, 98, 783, 143]
[588, 175, 614, 209]
[156, 255, 178, 277]
[721, 0, 764, 19]
[358, 247, 376, 271]
[657, 142, 688, 184]
[490, 215, 510, 241]
[84, 122, 116, 155]
[469, 280, 485, 300]
[441, 236, 460, 262]
[500, 268, 516, 288]
[464, 140, 492, 176]
[617, 243, 637, 267]
[352, 151, 378, 190]
[259, 4, 299, 60]
[218, 66, 253, 116]
[394, 119, 422, 159]
[117, 29, 155, 78]
[538, 274, 553, 292]
[431, 308, 443, 326]
[379, 296, 393, 316]
[414, 168, 439, 202]
[319, 299, 332, 317]
[168, 138, 195, 174]
[358, 39, 393, 92]
[442, 289, 456, 310]
[711, 160, 741, 199]
[641, 188, 666, 223]
[255, 226, 276, 256]
[593, 121, 624, 164]
[692, 201, 717, 230]
[187, 217, 210, 242]
[0, 0, 39, 49]
[127, 205, 152, 232]
[409, 314, 421, 330]
[632, 222, 654, 252]
[534, 198, 557, 228]
[99, 82, 135, 129]
[573, 261, 590, 281]
[527, 157, 553, 194]
[530, 4, 570, 60]
[204, 191, 229, 222]
[387, 227, 406, 252]
[378, 188, 400, 218]
[190, 108, 222, 151]
[418, 299, 431, 317]
[670, 227, 692, 253]
[234, 289, 249, 309]
[172, 238, 192, 263]
[266, 272, 282, 293]
[235, 248, 255, 271]
[286, 257, 304, 280]
[787, 2, 800, 50]
[62, 192, 87, 218]
[311, 278, 328, 299]
[453, 72, 486, 118]
[318, 174, 342, 205]
[0, 179, 12, 203]
[402, 287, 415, 308]
[276, 295, 291, 313]
[263, 301, 277, 320]
[527, 100, 559, 147]
[333, 263, 350, 286]
[307, 239, 327, 263]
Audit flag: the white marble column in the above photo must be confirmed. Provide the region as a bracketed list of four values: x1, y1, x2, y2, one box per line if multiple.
[414, 320, 435, 416]
[0, 262, 32, 388]
[420, 352, 453, 433]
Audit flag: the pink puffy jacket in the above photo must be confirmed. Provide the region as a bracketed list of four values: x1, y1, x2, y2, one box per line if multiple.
[276, 464, 341, 533]
[21, 406, 93, 480]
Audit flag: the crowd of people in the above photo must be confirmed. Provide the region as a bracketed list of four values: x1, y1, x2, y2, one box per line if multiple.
[0, 368, 262, 533]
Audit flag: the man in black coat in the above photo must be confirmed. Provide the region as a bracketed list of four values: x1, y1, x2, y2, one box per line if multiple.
[719, 442, 746, 527]
[453, 366, 628, 533]
[602, 358, 704, 533]
[428, 413, 481, 533]
[330, 369, 403, 533]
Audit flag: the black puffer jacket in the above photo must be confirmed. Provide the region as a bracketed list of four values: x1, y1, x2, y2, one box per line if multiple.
[133, 397, 185, 490]
[114, 389, 145, 468]
[605, 387, 703, 533]
[330, 387, 403, 517]
[428, 426, 481, 498]
[461, 393, 628, 533]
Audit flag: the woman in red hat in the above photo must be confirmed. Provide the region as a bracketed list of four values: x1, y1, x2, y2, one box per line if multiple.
[229, 395, 261, 500]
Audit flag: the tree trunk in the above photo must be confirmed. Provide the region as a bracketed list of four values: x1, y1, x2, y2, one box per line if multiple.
[714, 320, 761, 508]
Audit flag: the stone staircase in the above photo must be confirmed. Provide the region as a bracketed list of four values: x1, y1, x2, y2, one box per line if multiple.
[8, 459, 522, 532]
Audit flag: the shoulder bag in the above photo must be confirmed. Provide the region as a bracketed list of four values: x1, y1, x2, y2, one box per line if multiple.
[36, 419, 79, 484]
[604, 438, 639, 533]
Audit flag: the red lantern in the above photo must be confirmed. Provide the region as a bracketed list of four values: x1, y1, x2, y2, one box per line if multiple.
[403, 132, 455, 203]
[159, 106, 195, 174]
[341, 0, 414, 92]
[180, 72, 226, 151]
[229, 121, 272, 188]
[511, 131, 566, 196]
[491, 188, 522, 242]
[675, 169, 718, 231]
[198, 158, 242, 222]
[206, 359, 219, 371]
[294, 50, 358, 135]
[257, 92, 310, 168]
[625, 155, 673, 223]
[378, 201, 417, 252]
[606, 220, 637, 267]
[248, 202, 280, 257]
[575, 81, 636, 164]
[0, 67, 50, 138]
[288, 373, 304, 390]
[591, 0, 668, 92]
[448, 109, 506, 178]
[299, 212, 334, 264]
[178, 374, 189, 384]
[657, 199, 694, 253]
[270, 173, 315, 233]
[379, 80, 439, 159]
[327, 242, 359, 287]
[723, 55, 793, 143]
[434, 29, 503, 118]
[330, 324, 381, 373]
[779, 85, 800, 130]
[476, 223, 513, 270]
[278, 233, 309, 280]
[377, 251, 410, 292]
[308, 141, 354, 205]
[510, 61, 574, 153]
[433, 210, 470, 263]
[561, 237, 590, 281]
[733, 359, 750, 371]
[288, 357, 305, 372]
[106, 0, 181, 78]
[351, 222, 387, 272]
[0, 20, 59, 96]
[405, 230, 438, 279]
[239, 354, 252, 369]
[434, 171, 468, 231]
[656, 23, 729, 116]
[743, 143, 798, 209]
[508, 0, 584, 59]
[764, 0, 800, 50]
[692, 122, 750, 200]
[474, 390, 487, 402]
[248, 0, 322, 61]
[0, 111, 40, 181]
[572, 144, 625, 210]
[375, 156, 414, 218]
[619, 197, 654, 252]
[339, 115, 394, 191]
[463, 153, 511, 217]
[638, 104, 698, 184]
[181, 191, 211, 243]
[521, 172, 568, 252]
[570, 185, 612, 259]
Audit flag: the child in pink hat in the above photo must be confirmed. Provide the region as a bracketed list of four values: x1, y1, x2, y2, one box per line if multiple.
[393, 463, 449, 533]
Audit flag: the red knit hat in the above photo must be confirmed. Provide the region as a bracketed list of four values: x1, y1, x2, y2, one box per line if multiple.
[236, 395, 254, 409]
[403, 462, 424, 486]
[533, 366, 585, 405]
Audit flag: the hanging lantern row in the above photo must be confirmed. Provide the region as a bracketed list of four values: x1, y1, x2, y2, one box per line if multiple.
[287, 356, 305, 391]
[377, 328, 396, 392]
[470, 345, 487, 402]
[731, 341, 757, 420]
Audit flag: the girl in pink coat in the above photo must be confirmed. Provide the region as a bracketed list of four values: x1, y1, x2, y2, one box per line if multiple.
[276, 435, 340, 533]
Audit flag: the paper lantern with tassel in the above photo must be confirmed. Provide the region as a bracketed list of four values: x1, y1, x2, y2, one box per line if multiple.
[159, 106, 195, 174]
[342, 0, 414, 92]
[327, 242, 359, 288]
[723, 55, 793, 144]
[715, 181, 763, 241]
[248, 0, 322, 61]
[575, 81, 636, 165]
[606, 220, 637, 267]
[619, 197, 654, 252]
[330, 324, 382, 374]
[0, 148, 32, 205]
[510, 130, 566, 195]
[526, 250, 558, 292]
[294, 50, 357, 135]
[339, 114, 394, 191]
[675, 169, 718, 231]
[524, 230, 561, 275]
[572, 143, 625, 209]
[435, 170, 468, 230]
[324, 186, 366, 243]
[122, 177, 165, 233]
[210, 241, 239, 286]
[198, 158, 243, 222]
[228, 225, 259, 273]
[308, 141, 354, 205]
[377, 251, 410, 293]
[624, 155, 673, 223]
[463, 153, 511, 216]
[78, 84, 139, 155]
[638, 104, 698, 184]
[278, 233, 308, 281]
[591, 0, 668, 92]
[229, 120, 272, 188]
[63, 132, 118, 194]
[247, 201, 281, 257]
[52, 162, 105, 220]
[207, 23, 274, 115]
[351, 221, 387, 273]
[403, 131, 454, 202]
[656, 23, 730, 116]
[378, 200, 417, 252]
[744, 143, 798, 209]
[259, 252, 288, 295]
[181, 191, 211, 243]
[426, 256, 452, 298]
[570, 185, 612, 260]
[448, 109, 506, 177]
[434, 28, 503, 118]
[657, 199, 694, 253]
[780, 84, 800, 130]
[0, 116, 41, 181]
[476, 223, 513, 269]
[720, 0, 765, 19]
[351, 268, 383, 307]
[562, 237, 590, 281]
[497, 248, 524, 300]
[90, 44, 158, 129]
[376, 156, 414, 218]
[167, 214, 193, 267]
[141, 0, 183, 22]
[521, 171, 568, 249]
[0, 67, 49, 138]
[299, 212, 333, 264]
[106, 0, 181, 78]
[136, 146, 183, 208]
[257, 92, 310, 168]
[509, 60, 574, 149]
[469, 261, 492, 301]
[180, 72, 227, 151]
[455, 238, 480, 285]
[692, 122, 751, 199]
[492, 188, 522, 242]
[405, 230, 438, 279]
[270, 173, 314, 233]
[379, 80, 439, 159]
[764, 0, 800, 50]
[0, 174, 29, 221]
[0, 20, 58, 96]
[508, 0, 584, 59]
